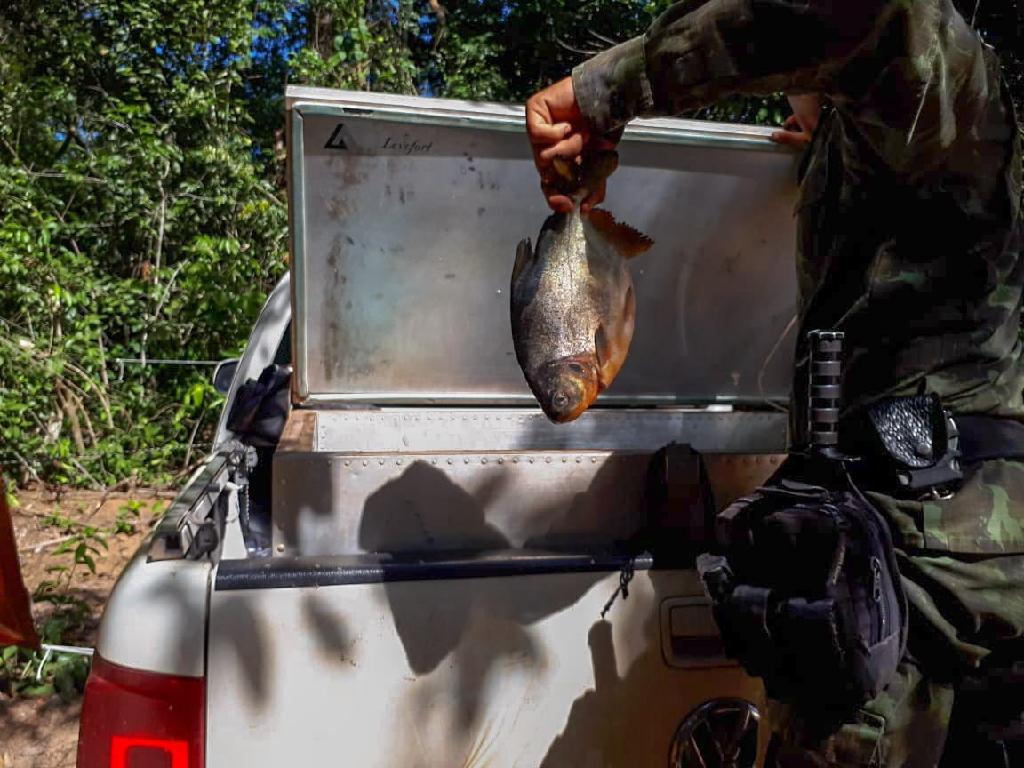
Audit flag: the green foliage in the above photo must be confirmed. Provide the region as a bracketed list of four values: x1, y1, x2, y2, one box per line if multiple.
[4, 481, 19, 509]
[1, 573, 93, 699]
[114, 499, 152, 534]
[289, 1, 422, 93]
[0, 0, 288, 487]
[422, 0, 785, 118]
[0, 500, 165, 698]
[40, 507, 109, 576]
[1, 627, 91, 700]
[1, 542, 92, 698]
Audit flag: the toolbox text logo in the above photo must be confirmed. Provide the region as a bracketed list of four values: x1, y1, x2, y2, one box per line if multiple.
[380, 135, 434, 155]
[324, 123, 349, 150]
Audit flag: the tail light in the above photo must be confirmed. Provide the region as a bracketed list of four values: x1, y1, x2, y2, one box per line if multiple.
[77, 655, 204, 768]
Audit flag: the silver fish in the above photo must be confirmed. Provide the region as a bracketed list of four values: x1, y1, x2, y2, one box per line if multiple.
[511, 154, 653, 423]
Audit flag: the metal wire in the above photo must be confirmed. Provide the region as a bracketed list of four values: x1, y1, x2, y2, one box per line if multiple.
[113, 357, 221, 381]
[35, 644, 94, 681]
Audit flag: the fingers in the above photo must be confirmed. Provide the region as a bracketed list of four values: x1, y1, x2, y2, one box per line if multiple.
[525, 94, 570, 143]
[526, 77, 588, 176]
[527, 120, 572, 145]
[525, 79, 580, 145]
[783, 114, 801, 131]
[770, 128, 811, 149]
[538, 132, 586, 163]
[786, 93, 823, 134]
[770, 128, 795, 146]
[543, 187, 574, 213]
[532, 78, 579, 124]
[526, 77, 619, 210]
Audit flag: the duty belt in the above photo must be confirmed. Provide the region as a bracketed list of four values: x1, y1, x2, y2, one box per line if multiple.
[838, 395, 1024, 496]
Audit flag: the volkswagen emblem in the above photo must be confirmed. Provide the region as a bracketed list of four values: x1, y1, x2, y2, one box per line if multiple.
[669, 698, 760, 768]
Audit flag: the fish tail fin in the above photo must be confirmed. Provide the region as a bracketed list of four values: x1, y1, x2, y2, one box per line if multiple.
[586, 208, 654, 259]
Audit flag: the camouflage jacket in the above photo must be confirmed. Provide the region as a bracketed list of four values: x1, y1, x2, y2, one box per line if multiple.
[573, 0, 1023, 448]
[574, 0, 1024, 666]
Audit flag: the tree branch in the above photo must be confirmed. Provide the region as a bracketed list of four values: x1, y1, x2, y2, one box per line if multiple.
[55, 382, 86, 455]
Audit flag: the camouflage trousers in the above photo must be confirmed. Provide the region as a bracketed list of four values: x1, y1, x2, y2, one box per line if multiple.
[765, 661, 951, 767]
[765, 458, 1024, 767]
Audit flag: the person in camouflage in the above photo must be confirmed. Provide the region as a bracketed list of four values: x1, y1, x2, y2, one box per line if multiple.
[525, 0, 1023, 765]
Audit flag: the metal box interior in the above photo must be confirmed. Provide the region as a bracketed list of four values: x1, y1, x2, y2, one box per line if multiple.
[274, 88, 798, 558]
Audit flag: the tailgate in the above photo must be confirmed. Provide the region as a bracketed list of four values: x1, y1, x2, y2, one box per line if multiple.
[206, 556, 763, 767]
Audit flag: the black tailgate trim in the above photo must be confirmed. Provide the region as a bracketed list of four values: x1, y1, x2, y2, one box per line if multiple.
[215, 550, 653, 591]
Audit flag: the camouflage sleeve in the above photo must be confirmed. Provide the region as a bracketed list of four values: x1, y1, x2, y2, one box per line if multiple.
[572, 0, 992, 169]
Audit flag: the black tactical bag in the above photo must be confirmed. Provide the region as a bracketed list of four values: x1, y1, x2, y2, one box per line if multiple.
[226, 363, 292, 448]
[697, 474, 908, 713]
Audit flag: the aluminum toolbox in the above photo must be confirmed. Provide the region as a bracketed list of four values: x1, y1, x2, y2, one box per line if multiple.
[275, 87, 798, 557]
[273, 408, 787, 556]
[285, 87, 798, 406]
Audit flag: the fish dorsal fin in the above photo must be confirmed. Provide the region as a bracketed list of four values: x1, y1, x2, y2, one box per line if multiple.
[512, 237, 533, 283]
[585, 209, 653, 259]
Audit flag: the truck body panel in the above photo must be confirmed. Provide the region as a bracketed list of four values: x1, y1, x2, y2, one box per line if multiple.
[207, 567, 763, 768]
[95, 554, 210, 678]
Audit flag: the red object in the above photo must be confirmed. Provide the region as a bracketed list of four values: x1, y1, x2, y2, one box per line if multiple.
[0, 478, 38, 647]
[77, 654, 204, 768]
[111, 737, 189, 768]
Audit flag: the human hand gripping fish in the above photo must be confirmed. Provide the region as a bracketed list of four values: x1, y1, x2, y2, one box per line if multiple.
[511, 152, 654, 423]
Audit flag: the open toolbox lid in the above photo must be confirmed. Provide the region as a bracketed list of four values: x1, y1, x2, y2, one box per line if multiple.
[286, 86, 798, 406]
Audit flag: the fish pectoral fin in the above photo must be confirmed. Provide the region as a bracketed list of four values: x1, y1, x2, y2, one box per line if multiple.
[623, 284, 636, 324]
[512, 237, 533, 283]
[594, 323, 613, 379]
[594, 323, 623, 391]
[586, 208, 654, 259]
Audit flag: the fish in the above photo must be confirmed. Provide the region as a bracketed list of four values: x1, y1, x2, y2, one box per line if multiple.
[511, 152, 653, 423]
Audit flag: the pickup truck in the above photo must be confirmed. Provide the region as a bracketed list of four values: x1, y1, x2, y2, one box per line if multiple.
[74, 86, 799, 768]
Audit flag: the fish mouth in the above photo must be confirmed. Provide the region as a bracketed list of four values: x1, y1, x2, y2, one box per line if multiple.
[542, 386, 591, 423]
[543, 399, 588, 424]
[532, 356, 599, 424]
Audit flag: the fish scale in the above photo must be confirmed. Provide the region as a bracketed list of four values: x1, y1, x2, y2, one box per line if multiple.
[531, 213, 594, 363]
[511, 153, 654, 424]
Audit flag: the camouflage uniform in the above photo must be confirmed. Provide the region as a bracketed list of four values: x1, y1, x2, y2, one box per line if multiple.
[573, 0, 1023, 764]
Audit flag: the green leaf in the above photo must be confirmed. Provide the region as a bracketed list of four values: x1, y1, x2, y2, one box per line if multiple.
[21, 683, 55, 697]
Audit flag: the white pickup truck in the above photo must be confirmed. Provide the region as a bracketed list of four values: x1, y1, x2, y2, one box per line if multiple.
[74, 86, 799, 768]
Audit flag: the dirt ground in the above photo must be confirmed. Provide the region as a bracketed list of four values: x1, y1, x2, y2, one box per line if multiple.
[0, 489, 175, 768]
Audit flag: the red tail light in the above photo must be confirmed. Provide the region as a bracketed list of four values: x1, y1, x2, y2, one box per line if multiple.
[77, 655, 204, 768]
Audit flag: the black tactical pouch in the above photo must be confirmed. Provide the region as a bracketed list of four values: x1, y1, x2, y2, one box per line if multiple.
[846, 393, 963, 494]
[697, 476, 908, 713]
[226, 363, 292, 448]
[696, 331, 909, 713]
